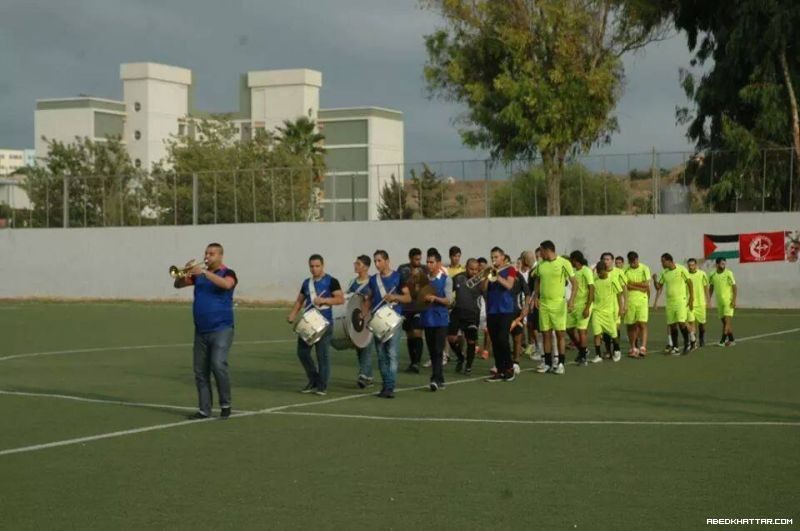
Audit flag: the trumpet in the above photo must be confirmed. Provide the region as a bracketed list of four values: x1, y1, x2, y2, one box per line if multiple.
[465, 264, 512, 288]
[169, 259, 206, 279]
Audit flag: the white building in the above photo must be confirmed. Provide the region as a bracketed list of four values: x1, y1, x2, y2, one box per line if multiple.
[0, 149, 33, 212]
[34, 62, 404, 221]
[0, 149, 28, 176]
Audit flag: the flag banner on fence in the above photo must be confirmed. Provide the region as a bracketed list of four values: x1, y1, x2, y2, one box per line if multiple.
[703, 234, 740, 260]
[739, 232, 786, 263]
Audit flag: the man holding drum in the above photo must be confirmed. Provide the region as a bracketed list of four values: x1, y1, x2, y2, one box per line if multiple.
[368, 250, 412, 399]
[287, 254, 345, 396]
[348, 255, 374, 389]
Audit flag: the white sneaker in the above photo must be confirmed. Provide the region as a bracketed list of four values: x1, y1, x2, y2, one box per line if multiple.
[671, 347, 681, 356]
[589, 355, 603, 364]
[524, 345, 535, 358]
[553, 363, 565, 375]
[612, 351, 621, 362]
[513, 362, 521, 375]
[423, 359, 432, 368]
[535, 362, 550, 373]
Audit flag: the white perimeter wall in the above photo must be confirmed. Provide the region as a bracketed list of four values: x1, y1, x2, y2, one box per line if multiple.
[1, 212, 799, 307]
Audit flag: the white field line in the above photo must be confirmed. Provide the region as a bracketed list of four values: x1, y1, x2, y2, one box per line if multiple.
[1, 327, 799, 458]
[269, 410, 800, 427]
[0, 338, 296, 362]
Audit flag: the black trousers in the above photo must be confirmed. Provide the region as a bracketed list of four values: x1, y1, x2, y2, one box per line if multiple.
[487, 313, 514, 374]
[424, 326, 447, 384]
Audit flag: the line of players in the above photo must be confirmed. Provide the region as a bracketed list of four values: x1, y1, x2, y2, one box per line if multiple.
[287, 242, 739, 397]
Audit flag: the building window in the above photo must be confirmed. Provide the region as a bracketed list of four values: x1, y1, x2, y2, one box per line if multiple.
[134, 159, 141, 168]
[179, 124, 186, 136]
[134, 102, 141, 112]
[134, 130, 141, 140]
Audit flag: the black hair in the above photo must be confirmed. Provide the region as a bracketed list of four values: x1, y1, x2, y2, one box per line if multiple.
[449, 246, 461, 257]
[600, 251, 614, 260]
[373, 250, 389, 260]
[540, 240, 555, 252]
[615, 256, 624, 262]
[661, 253, 674, 262]
[409, 248, 422, 258]
[309, 253, 324, 264]
[715, 257, 726, 265]
[569, 250, 588, 266]
[207, 242, 224, 253]
[427, 247, 442, 262]
[627, 251, 638, 261]
[490, 246, 504, 254]
[596, 260, 607, 273]
[687, 257, 697, 265]
[477, 257, 488, 264]
[466, 258, 478, 267]
[356, 255, 371, 267]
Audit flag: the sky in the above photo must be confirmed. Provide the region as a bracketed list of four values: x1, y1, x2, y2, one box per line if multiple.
[0, 0, 697, 164]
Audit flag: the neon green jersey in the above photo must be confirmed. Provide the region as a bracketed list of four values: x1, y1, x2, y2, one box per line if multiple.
[687, 270, 709, 306]
[573, 265, 595, 306]
[658, 264, 690, 306]
[624, 264, 651, 304]
[537, 256, 575, 303]
[709, 269, 736, 305]
[593, 275, 622, 313]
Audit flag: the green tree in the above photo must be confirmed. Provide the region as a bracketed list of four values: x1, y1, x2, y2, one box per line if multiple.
[409, 164, 464, 218]
[377, 174, 414, 220]
[422, 0, 666, 215]
[651, 0, 800, 210]
[276, 117, 327, 220]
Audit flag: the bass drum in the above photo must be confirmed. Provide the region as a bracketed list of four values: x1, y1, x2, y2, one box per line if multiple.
[331, 293, 372, 351]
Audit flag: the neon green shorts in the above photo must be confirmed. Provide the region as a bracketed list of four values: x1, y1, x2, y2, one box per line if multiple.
[687, 304, 706, 324]
[624, 299, 649, 325]
[567, 304, 592, 330]
[666, 303, 688, 325]
[539, 300, 567, 331]
[717, 302, 735, 319]
[591, 310, 618, 338]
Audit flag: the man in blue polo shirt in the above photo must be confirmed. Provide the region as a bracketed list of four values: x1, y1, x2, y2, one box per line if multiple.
[174, 242, 238, 420]
[421, 248, 453, 391]
[483, 246, 518, 382]
[287, 254, 345, 396]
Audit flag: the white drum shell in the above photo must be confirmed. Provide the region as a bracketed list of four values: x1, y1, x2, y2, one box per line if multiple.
[368, 305, 404, 343]
[294, 307, 330, 346]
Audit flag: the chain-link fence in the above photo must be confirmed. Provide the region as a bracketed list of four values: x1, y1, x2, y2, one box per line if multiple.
[1, 148, 797, 228]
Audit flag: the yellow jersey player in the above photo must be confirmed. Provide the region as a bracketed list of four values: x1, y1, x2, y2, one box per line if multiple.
[709, 257, 738, 346]
[686, 258, 710, 348]
[567, 250, 595, 366]
[653, 253, 694, 355]
[623, 251, 651, 358]
[590, 261, 625, 363]
[599, 252, 628, 359]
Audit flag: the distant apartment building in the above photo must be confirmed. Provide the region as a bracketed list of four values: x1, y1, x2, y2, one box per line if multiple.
[0, 149, 33, 212]
[34, 62, 404, 221]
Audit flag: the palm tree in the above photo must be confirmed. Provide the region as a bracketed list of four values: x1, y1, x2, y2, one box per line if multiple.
[276, 117, 326, 221]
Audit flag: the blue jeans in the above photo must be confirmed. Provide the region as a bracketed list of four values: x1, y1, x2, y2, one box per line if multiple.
[193, 326, 234, 416]
[375, 331, 401, 392]
[297, 329, 332, 391]
[356, 343, 373, 378]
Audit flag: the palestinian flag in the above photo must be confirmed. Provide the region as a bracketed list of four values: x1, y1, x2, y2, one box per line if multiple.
[703, 234, 740, 260]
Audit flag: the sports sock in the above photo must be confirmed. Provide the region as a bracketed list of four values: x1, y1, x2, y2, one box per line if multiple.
[594, 344, 602, 357]
[681, 328, 689, 347]
[450, 340, 464, 362]
[602, 335, 611, 354]
[558, 354, 565, 366]
[699, 326, 705, 343]
[544, 352, 553, 367]
[466, 342, 476, 368]
[670, 328, 679, 348]
[612, 340, 620, 352]
[727, 333, 735, 342]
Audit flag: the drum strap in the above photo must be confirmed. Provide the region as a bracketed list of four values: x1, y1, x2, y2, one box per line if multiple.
[375, 273, 389, 299]
[307, 277, 330, 310]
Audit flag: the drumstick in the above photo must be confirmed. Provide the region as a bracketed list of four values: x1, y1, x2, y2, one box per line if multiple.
[370, 286, 397, 315]
[299, 290, 329, 316]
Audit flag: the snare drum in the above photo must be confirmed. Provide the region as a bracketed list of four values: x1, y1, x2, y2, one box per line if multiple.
[368, 305, 404, 343]
[294, 307, 330, 346]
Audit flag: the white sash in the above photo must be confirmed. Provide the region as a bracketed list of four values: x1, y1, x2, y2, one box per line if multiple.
[308, 277, 329, 309]
[375, 272, 389, 299]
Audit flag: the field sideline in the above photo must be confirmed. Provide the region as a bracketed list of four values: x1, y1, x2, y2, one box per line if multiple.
[1, 301, 798, 529]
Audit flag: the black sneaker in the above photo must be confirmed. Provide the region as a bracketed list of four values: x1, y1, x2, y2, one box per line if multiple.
[429, 381, 439, 392]
[220, 407, 231, 420]
[503, 371, 516, 382]
[357, 374, 368, 389]
[300, 382, 316, 394]
[455, 360, 464, 373]
[405, 364, 420, 374]
[377, 389, 395, 399]
[464, 366, 472, 376]
[187, 411, 209, 420]
[682, 345, 691, 355]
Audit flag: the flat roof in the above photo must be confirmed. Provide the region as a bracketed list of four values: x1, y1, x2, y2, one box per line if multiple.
[36, 97, 126, 113]
[318, 107, 403, 121]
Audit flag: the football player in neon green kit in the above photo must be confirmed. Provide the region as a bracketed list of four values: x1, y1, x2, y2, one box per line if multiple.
[623, 251, 651, 358]
[686, 258, 710, 347]
[652, 253, 694, 355]
[567, 250, 595, 366]
[709, 257, 737, 346]
[591, 260, 625, 362]
[599, 252, 627, 359]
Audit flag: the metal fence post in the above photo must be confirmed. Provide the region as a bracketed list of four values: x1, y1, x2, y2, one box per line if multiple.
[603, 155, 608, 215]
[45, 178, 50, 228]
[192, 173, 198, 225]
[709, 151, 715, 213]
[234, 171, 239, 223]
[119, 175, 124, 226]
[82, 177, 87, 228]
[173, 173, 178, 225]
[270, 169, 276, 222]
[290, 170, 295, 222]
[213, 173, 218, 224]
[650, 147, 657, 217]
[62, 174, 69, 228]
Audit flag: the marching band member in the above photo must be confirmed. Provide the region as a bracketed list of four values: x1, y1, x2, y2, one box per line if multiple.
[484, 246, 518, 382]
[287, 254, 345, 396]
[368, 250, 412, 399]
[447, 258, 482, 375]
[174, 243, 238, 420]
[421, 248, 453, 391]
[399, 248, 426, 373]
[349, 255, 374, 388]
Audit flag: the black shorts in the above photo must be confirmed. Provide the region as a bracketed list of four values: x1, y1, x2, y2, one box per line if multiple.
[402, 312, 423, 331]
[528, 307, 540, 331]
[511, 310, 525, 337]
[448, 311, 479, 341]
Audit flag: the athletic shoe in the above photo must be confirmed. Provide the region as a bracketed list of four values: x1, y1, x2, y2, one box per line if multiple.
[612, 351, 621, 362]
[455, 360, 464, 373]
[300, 382, 317, 394]
[699, 338, 705, 347]
[690, 340, 697, 351]
[671, 347, 681, 356]
[443, 354, 449, 366]
[376, 389, 395, 399]
[728, 340, 736, 346]
[187, 411, 209, 420]
[664, 345, 673, 353]
[589, 355, 603, 364]
[357, 374, 369, 389]
[220, 407, 231, 420]
[531, 352, 542, 362]
[683, 344, 691, 355]
[718, 338, 726, 347]
[639, 346, 648, 357]
[405, 364, 420, 374]
[503, 371, 516, 382]
[535, 362, 550, 373]
[485, 373, 504, 382]
[489, 366, 498, 375]
[464, 367, 472, 376]
[577, 357, 588, 366]
[314, 389, 327, 396]
[513, 363, 521, 375]
[429, 381, 439, 392]
[552, 363, 565, 375]
[423, 359, 432, 368]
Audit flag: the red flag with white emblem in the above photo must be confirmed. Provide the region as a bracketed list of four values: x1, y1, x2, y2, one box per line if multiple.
[738, 232, 786, 263]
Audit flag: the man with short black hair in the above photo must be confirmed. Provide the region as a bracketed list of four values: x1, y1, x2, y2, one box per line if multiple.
[174, 242, 238, 420]
[399, 248, 426, 373]
[653, 253, 694, 355]
[287, 254, 346, 395]
[349, 255, 374, 388]
[421, 248, 453, 391]
[533, 241, 577, 374]
[448, 258, 482, 375]
[447, 246, 465, 277]
[709, 257, 737, 346]
[624, 251, 651, 358]
[686, 258, 710, 348]
[484, 246, 518, 382]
